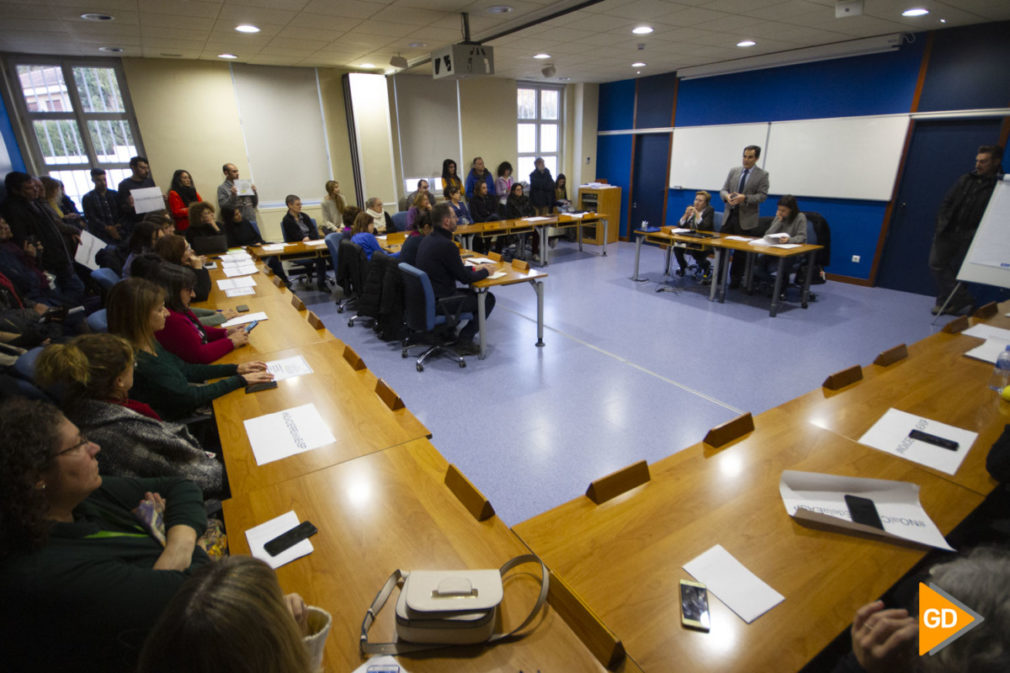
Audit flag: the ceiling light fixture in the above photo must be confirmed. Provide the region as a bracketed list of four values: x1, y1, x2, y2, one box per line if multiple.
[541, 64, 556, 78]
[632, 61, 646, 68]
[632, 26, 653, 35]
[902, 8, 929, 17]
[487, 5, 513, 13]
[80, 13, 113, 21]
[408, 42, 427, 48]
[235, 24, 260, 33]
[390, 54, 408, 68]
[218, 53, 238, 60]
[360, 63, 376, 69]
[98, 46, 123, 53]
[534, 53, 551, 60]
[737, 40, 756, 47]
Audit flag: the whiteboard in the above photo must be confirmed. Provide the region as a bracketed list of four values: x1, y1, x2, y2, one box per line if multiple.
[669, 123, 769, 190]
[763, 115, 909, 201]
[958, 177, 1010, 290]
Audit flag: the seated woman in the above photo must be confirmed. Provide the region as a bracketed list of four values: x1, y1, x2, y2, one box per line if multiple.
[221, 206, 288, 282]
[341, 205, 360, 234]
[107, 277, 272, 420]
[405, 191, 432, 232]
[400, 210, 432, 266]
[131, 253, 233, 328]
[41, 176, 84, 228]
[446, 185, 472, 225]
[280, 194, 327, 292]
[555, 173, 572, 209]
[153, 234, 212, 303]
[0, 215, 84, 309]
[166, 170, 203, 235]
[153, 263, 248, 364]
[441, 159, 463, 199]
[469, 180, 499, 223]
[138, 556, 311, 673]
[758, 194, 807, 283]
[496, 161, 514, 207]
[186, 202, 222, 241]
[35, 334, 226, 498]
[123, 220, 165, 277]
[0, 397, 210, 673]
[404, 178, 431, 210]
[674, 190, 715, 277]
[351, 211, 398, 261]
[506, 182, 535, 219]
[319, 179, 345, 235]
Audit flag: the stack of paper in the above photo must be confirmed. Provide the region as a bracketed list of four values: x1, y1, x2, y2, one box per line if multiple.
[216, 276, 257, 291]
[260, 243, 287, 252]
[962, 324, 1010, 364]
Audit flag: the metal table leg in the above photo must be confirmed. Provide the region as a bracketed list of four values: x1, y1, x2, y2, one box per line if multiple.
[539, 226, 549, 265]
[577, 219, 584, 253]
[531, 279, 545, 348]
[769, 257, 786, 317]
[709, 248, 723, 301]
[632, 233, 644, 281]
[801, 250, 816, 308]
[477, 290, 488, 360]
[602, 218, 608, 256]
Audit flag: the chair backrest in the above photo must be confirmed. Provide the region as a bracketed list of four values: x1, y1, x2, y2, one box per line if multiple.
[391, 211, 409, 232]
[325, 232, 345, 275]
[13, 346, 45, 382]
[90, 267, 121, 291]
[86, 308, 108, 332]
[249, 219, 262, 238]
[337, 239, 367, 295]
[399, 262, 437, 332]
[713, 211, 724, 230]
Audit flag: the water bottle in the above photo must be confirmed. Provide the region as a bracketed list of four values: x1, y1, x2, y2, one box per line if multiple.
[988, 345, 1010, 392]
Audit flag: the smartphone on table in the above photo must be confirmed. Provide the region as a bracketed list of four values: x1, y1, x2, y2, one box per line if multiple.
[680, 579, 711, 631]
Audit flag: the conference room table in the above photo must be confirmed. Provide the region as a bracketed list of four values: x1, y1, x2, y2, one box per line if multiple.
[247, 238, 330, 261]
[469, 255, 548, 359]
[456, 212, 608, 265]
[513, 409, 983, 673]
[631, 228, 822, 317]
[223, 438, 638, 673]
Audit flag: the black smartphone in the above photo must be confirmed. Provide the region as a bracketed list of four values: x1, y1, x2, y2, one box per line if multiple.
[680, 579, 711, 631]
[236, 305, 250, 312]
[845, 494, 884, 530]
[244, 320, 259, 333]
[908, 429, 958, 451]
[264, 520, 317, 556]
[245, 380, 277, 394]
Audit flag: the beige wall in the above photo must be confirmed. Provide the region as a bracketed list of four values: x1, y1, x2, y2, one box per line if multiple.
[317, 67, 357, 209]
[458, 77, 517, 181]
[568, 82, 598, 189]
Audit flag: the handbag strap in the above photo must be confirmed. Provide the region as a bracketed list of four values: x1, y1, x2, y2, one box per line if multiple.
[360, 553, 550, 657]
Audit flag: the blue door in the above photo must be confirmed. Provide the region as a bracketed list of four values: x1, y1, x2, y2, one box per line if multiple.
[630, 133, 671, 231]
[876, 119, 1003, 295]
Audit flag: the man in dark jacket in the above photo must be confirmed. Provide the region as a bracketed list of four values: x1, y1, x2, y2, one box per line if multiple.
[529, 157, 556, 215]
[415, 203, 496, 354]
[82, 168, 126, 243]
[929, 144, 1002, 315]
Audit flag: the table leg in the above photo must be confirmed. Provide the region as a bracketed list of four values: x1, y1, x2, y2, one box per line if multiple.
[744, 252, 755, 294]
[477, 290, 488, 360]
[632, 233, 644, 281]
[709, 248, 722, 301]
[770, 257, 786, 317]
[531, 279, 545, 348]
[540, 226, 549, 266]
[801, 250, 816, 308]
[577, 219, 584, 253]
[602, 218, 608, 256]
[718, 250, 732, 303]
[664, 245, 672, 276]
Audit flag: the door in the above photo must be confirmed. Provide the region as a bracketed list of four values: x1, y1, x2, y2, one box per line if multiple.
[630, 133, 670, 231]
[876, 119, 1003, 295]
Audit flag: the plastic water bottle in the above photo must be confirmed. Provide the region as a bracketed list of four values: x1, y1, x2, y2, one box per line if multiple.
[988, 345, 1010, 392]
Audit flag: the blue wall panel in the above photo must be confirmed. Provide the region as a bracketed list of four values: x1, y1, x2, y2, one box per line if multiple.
[674, 41, 923, 126]
[0, 93, 26, 174]
[596, 134, 633, 236]
[597, 80, 636, 131]
[635, 72, 677, 129]
[918, 21, 1010, 112]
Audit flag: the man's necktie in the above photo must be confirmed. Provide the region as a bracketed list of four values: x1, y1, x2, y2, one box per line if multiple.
[738, 168, 749, 193]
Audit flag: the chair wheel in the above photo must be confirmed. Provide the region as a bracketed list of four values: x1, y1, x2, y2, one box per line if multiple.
[401, 350, 408, 358]
[459, 360, 466, 368]
[416, 363, 424, 372]
[336, 306, 344, 313]
[347, 319, 354, 327]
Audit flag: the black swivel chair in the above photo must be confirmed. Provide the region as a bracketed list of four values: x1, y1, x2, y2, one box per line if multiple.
[398, 263, 472, 371]
[335, 239, 366, 314]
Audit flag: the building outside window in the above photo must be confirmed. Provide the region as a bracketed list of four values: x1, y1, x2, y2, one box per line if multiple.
[516, 84, 562, 183]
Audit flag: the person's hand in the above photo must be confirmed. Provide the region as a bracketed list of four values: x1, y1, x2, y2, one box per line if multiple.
[237, 360, 268, 374]
[251, 184, 257, 193]
[228, 330, 249, 348]
[480, 262, 498, 273]
[302, 236, 310, 243]
[240, 370, 274, 386]
[33, 303, 51, 316]
[684, 205, 696, 218]
[128, 194, 135, 207]
[285, 593, 308, 634]
[141, 491, 166, 516]
[220, 309, 239, 319]
[106, 225, 121, 240]
[850, 600, 917, 673]
[230, 186, 238, 195]
[154, 524, 197, 571]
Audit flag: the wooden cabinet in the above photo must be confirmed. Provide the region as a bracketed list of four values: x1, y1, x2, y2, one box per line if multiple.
[577, 186, 621, 245]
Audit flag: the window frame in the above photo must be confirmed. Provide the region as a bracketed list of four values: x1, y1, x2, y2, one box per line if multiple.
[516, 82, 563, 183]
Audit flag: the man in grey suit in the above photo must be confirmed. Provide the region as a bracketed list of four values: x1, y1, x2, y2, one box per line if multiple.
[720, 145, 769, 287]
[217, 163, 259, 223]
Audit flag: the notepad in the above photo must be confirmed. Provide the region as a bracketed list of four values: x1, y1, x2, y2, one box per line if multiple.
[224, 287, 256, 298]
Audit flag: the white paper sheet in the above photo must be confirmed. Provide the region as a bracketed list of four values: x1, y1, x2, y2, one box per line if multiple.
[222, 264, 258, 278]
[131, 186, 164, 214]
[224, 287, 256, 297]
[234, 179, 254, 196]
[962, 324, 1010, 341]
[466, 257, 495, 264]
[964, 339, 1010, 364]
[488, 271, 507, 279]
[219, 252, 253, 263]
[724, 235, 751, 241]
[260, 243, 287, 252]
[243, 403, 335, 466]
[215, 276, 257, 290]
[221, 311, 267, 328]
[683, 544, 783, 623]
[779, 470, 954, 551]
[305, 239, 327, 247]
[73, 229, 104, 270]
[267, 355, 314, 381]
[245, 511, 313, 569]
[857, 408, 976, 475]
[670, 227, 691, 233]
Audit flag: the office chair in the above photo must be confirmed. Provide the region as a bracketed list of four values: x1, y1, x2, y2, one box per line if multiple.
[286, 217, 327, 290]
[398, 263, 472, 371]
[90, 267, 121, 292]
[347, 251, 388, 328]
[391, 211, 409, 232]
[335, 239, 367, 313]
[86, 308, 108, 332]
[324, 231, 346, 300]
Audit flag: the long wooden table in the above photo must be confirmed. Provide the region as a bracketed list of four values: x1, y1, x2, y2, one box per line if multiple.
[470, 256, 548, 359]
[223, 438, 640, 673]
[456, 212, 609, 265]
[513, 412, 983, 673]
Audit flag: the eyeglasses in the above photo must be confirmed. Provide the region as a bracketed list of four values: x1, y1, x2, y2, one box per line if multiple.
[56, 435, 92, 457]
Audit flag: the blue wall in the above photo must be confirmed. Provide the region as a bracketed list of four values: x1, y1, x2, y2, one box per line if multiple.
[597, 80, 636, 131]
[596, 134, 633, 235]
[635, 72, 677, 129]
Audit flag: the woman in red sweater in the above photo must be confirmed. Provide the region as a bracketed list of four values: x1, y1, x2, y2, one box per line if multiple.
[166, 169, 203, 233]
[153, 263, 248, 364]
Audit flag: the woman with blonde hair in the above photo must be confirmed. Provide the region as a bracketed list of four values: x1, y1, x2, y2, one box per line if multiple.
[138, 556, 312, 673]
[35, 333, 226, 497]
[405, 191, 432, 232]
[320, 179, 346, 234]
[106, 277, 272, 420]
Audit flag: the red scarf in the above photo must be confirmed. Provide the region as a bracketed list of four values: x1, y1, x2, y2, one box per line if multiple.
[109, 397, 162, 421]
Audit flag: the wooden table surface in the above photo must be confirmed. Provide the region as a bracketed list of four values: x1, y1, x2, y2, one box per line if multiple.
[223, 438, 640, 673]
[213, 339, 430, 496]
[248, 239, 329, 259]
[513, 410, 982, 673]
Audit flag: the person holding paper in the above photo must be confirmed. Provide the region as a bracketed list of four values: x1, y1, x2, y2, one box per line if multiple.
[755, 195, 807, 286]
[117, 156, 158, 224]
[720, 145, 769, 288]
[166, 170, 203, 234]
[674, 190, 715, 278]
[0, 397, 211, 673]
[0, 216, 85, 309]
[107, 278, 273, 420]
[217, 163, 258, 224]
[82, 168, 126, 243]
[928, 144, 1003, 316]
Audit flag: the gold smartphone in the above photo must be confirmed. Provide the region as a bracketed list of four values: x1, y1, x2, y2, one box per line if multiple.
[680, 579, 711, 631]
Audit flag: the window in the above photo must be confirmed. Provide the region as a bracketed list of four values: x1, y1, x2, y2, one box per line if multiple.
[516, 84, 562, 183]
[5, 58, 144, 206]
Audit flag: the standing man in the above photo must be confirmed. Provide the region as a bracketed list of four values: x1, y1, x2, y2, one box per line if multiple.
[415, 203, 496, 355]
[217, 163, 258, 224]
[116, 155, 156, 225]
[929, 144, 1003, 315]
[82, 168, 124, 243]
[719, 145, 769, 287]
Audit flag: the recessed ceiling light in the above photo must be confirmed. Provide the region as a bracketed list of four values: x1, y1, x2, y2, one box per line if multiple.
[218, 53, 238, 60]
[632, 26, 653, 35]
[902, 8, 929, 17]
[939, 18, 947, 23]
[98, 46, 123, 53]
[559, 76, 571, 81]
[487, 5, 513, 13]
[409, 42, 427, 48]
[534, 53, 551, 60]
[737, 40, 756, 47]
[235, 24, 260, 33]
[632, 62, 646, 68]
[80, 13, 114, 22]
[360, 63, 376, 68]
